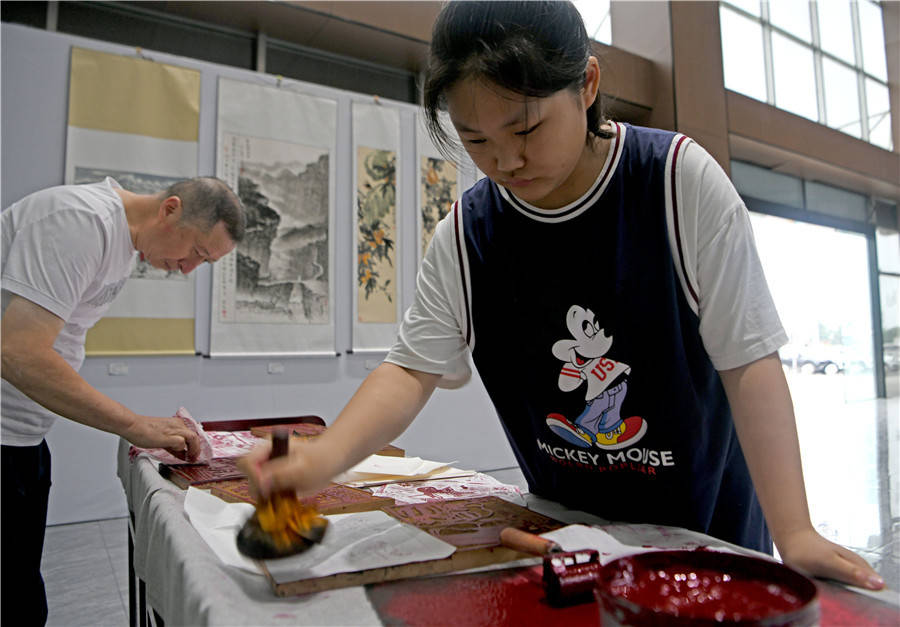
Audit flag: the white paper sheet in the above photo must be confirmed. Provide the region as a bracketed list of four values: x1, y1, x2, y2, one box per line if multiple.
[351, 455, 455, 476]
[541, 524, 742, 565]
[335, 467, 477, 488]
[183, 487, 457, 583]
[332, 454, 475, 487]
[368, 472, 526, 506]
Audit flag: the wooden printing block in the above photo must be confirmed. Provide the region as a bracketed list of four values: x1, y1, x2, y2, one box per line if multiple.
[159, 457, 244, 489]
[210, 480, 395, 514]
[261, 495, 565, 596]
[381, 496, 564, 551]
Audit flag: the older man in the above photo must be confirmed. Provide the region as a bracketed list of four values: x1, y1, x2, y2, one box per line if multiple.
[1, 176, 245, 625]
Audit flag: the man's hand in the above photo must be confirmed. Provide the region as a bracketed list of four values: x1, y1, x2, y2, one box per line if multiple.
[778, 527, 885, 590]
[122, 415, 203, 462]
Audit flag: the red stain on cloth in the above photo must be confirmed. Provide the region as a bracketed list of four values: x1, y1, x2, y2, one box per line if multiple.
[128, 407, 214, 465]
[367, 565, 599, 627]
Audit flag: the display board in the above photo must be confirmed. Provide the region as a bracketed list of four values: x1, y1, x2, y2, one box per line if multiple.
[66, 46, 200, 354]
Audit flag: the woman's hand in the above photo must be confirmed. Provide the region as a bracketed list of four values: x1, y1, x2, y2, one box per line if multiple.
[777, 526, 885, 590]
[237, 439, 335, 500]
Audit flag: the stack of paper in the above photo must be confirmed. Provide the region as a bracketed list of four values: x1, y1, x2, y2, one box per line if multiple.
[333, 454, 475, 488]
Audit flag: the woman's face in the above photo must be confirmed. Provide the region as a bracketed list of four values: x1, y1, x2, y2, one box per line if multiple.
[445, 63, 603, 210]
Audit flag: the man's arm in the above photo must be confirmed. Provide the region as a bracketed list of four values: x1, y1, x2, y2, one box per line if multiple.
[239, 362, 440, 498]
[1, 294, 201, 458]
[719, 352, 884, 590]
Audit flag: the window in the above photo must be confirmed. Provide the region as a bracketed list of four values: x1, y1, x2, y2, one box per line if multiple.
[720, 1, 893, 150]
[574, 0, 611, 45]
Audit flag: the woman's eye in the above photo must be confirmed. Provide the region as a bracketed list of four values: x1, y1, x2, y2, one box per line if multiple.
[466, 138, 486, 145]
[515, 123, 540, 136]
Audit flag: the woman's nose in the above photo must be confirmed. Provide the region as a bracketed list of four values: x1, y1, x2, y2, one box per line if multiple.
[495, 139, 526, 173]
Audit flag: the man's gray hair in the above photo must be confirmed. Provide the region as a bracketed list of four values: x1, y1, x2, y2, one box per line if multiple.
[163, 177, 246, 243]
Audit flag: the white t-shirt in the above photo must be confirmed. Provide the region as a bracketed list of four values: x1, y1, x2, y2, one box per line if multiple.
[386, 130, 786, 385]
[1, 177, 136, 446]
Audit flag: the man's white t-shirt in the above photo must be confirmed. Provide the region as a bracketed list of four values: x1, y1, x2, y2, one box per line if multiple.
[1, 177, 136, 446]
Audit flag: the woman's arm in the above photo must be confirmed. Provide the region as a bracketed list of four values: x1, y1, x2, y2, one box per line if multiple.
[719, 352, 884, 590]
[238, 362, 441, 498]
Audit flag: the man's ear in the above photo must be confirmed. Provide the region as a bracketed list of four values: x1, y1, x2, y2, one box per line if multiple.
[159, 195, 183, 221]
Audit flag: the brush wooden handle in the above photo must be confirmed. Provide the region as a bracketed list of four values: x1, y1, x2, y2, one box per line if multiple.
[270, 427, 290, 459]
[500, 527, 562, 556]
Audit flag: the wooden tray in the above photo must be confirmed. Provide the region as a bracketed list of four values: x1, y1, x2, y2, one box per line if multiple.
[262, 496, 563, 596]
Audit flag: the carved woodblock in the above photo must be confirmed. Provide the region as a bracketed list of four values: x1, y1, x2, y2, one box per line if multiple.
[381, 496, 563, 551]
[210, 480, 395, 514]
[159, 457, 244, 489]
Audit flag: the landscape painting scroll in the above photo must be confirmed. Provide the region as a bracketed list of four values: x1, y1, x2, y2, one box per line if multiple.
[352, 102, 402, 351]
[65, 47, 200, 354]
[212, 78, 337, 356]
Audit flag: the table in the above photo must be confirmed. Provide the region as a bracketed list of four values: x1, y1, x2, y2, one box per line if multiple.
[117, 440, 900, 626]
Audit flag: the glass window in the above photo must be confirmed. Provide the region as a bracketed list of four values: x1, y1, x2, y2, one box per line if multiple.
[858, 0, 888, 81]
[772, 32, 818, 120]
[816, 0, 855, 64]
[822, 57, 861, 137]
[866, 78, 893, 151]
[877, 229, 900, 274]
[880, 275, 899, 397]
[726, 0, 761, 17]
[731, 161, 805, 207]
[720, 6, 768, 101]
[805, 181, 868, 221]
[768, 0, 812, 42]
[574, 0, 611, 45]
[719, 1, 890, 150]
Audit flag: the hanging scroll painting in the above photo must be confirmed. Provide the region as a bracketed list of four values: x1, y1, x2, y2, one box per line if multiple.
[417, 112, 459, 260]
[352, 102, 401, 351]
[212, 78, 337, 356]
[65, 46, 200, 354]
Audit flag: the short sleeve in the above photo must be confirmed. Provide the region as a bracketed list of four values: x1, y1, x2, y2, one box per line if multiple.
[385, 208, 472, 388]
[2, 209, 105, 321]
[678, 142, 788, 370]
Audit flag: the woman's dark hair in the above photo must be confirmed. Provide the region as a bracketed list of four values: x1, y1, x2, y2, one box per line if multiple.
[423, 0, 612, 160]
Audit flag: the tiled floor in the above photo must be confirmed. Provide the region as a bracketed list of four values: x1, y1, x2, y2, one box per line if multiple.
[41, 390, 898, 625]
[43, 517, 129, 626]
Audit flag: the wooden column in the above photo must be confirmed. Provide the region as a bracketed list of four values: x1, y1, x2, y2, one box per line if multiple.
[668, 1, 731, 173]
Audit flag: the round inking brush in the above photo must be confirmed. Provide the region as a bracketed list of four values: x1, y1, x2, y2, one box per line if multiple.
[236, 427, 329, 559]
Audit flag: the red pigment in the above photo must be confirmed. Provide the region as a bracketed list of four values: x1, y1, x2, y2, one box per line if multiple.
[597, 551, 818, 625]
[608, 561, 802, 621]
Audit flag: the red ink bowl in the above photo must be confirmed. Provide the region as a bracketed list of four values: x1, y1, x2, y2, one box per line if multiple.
[594, 550, 818, 626]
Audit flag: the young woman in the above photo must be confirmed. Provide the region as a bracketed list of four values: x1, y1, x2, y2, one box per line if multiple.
[240, 0, 883, 590]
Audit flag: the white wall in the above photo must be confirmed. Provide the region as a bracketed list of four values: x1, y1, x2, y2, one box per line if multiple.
[1, 23, 517, 525]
